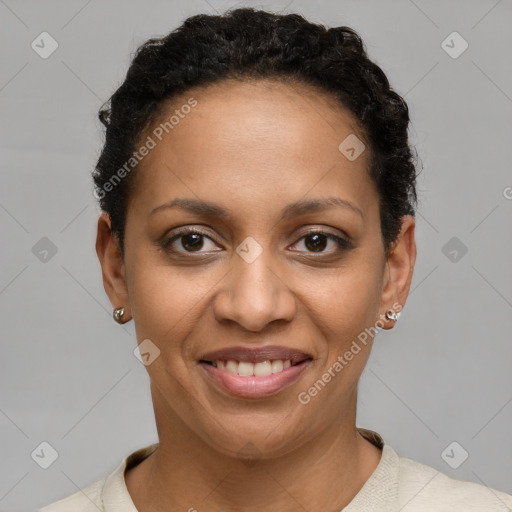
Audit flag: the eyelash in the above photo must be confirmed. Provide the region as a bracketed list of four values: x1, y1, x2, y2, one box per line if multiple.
[161, 227, 352, 256]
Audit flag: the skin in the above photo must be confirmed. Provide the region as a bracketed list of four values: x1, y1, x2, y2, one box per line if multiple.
[96, 78, 416, 511]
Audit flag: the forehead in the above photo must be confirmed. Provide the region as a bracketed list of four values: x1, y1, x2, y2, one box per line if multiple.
[129, 78, 378, 224]
[152, 78, 364, 158]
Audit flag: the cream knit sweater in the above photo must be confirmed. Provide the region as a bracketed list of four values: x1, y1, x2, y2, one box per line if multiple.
[38, 428, 512, 511]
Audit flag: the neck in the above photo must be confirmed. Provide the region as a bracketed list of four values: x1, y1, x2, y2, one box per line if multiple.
[125, 388, 382, 512]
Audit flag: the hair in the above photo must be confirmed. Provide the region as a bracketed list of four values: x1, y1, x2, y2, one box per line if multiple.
[92, 7, 420, 260]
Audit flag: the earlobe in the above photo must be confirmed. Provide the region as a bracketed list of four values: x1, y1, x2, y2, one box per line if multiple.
[95, 213, 132, 321]
[377, 215, 416, 330]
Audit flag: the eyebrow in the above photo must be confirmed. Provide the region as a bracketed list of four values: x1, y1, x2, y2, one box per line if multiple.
[149, 196, 364, 221]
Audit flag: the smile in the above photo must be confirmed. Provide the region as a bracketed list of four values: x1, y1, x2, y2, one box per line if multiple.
[198, 345, 313, 398]
[205, 359, 293, 376]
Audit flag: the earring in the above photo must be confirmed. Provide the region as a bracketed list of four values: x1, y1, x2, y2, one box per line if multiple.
[385, 309, 400, 322]
[113, 307, 126, 324]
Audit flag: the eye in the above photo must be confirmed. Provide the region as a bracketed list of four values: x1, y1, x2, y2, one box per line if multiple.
[161, 227, 352, 257]
[289, 230, 351, 254]
[162, 228, 221, 254]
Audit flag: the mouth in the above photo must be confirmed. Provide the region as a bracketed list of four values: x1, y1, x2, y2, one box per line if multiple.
[198, 345, 313, 398]
[200, 358, 309, 376]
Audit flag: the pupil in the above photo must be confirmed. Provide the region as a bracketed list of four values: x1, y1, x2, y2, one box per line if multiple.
[182, 234, 203, 251]
[306, 234, 326, 252]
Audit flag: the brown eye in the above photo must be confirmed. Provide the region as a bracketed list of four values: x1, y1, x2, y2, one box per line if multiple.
[162, 228, 221, 254]
[181, 233, 204, 252]
[304, 233, 328, 252]
[290, 230, 351, 254]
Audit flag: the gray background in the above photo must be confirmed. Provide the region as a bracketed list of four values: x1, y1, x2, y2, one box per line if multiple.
[1, 0, 511, 510]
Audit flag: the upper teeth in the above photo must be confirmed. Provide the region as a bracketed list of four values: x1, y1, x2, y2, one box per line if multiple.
[215, 359, 292, 376]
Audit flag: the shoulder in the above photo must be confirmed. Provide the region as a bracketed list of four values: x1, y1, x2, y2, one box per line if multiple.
[35, 443, 158, 512]
[36, 477, 105, 511]
[397, 454, 512, 511]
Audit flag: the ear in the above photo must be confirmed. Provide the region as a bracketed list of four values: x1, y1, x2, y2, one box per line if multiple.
[378, 215, 416, 329]
[95, 213, 131, 319]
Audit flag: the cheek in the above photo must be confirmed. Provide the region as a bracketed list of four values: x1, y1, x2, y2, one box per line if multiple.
[299, 260, 382, 393]
[126, 253, 209, 347]
[303, 260, 382, 341]
[294, 269, 380, 423]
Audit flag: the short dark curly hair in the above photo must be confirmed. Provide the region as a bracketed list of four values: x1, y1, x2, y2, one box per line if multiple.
[93, 7, 419, 260]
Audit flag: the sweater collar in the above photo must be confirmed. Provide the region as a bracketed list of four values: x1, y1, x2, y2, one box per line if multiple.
[342, 428, 399, 511]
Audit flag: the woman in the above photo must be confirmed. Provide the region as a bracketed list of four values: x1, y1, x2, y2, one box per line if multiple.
[39, 7, 512, 511]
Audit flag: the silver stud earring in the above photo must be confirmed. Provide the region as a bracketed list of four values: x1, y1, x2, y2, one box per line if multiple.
[113, 307, 126, 324]
[385, 309, 400, 322]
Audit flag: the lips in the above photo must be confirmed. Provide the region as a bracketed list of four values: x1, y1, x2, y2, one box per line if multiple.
[198, 345, 313, 398]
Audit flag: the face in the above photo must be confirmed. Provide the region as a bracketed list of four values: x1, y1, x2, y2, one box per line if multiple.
[97, 79, 415, 459]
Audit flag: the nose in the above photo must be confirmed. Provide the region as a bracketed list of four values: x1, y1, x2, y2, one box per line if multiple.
[212, 247, 296, 332]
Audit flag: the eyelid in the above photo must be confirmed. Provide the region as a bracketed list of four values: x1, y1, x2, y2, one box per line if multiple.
[167, 226, 214, 239]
